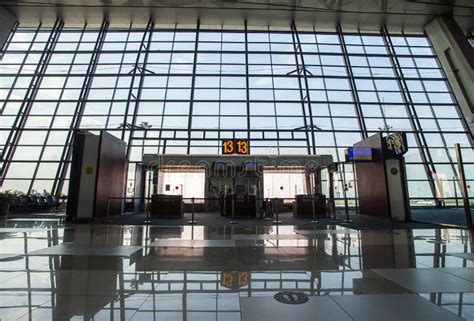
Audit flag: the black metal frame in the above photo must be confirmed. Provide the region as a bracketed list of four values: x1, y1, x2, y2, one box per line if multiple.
[124, 18, 155, 158]
[1, 19, 64, 188]
[381, 26, 440, 204]
[52, 19, 109, 194]
[0, 21, 471, 204]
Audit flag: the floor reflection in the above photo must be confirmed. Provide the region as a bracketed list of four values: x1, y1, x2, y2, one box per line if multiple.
[0, 221, 473, 320]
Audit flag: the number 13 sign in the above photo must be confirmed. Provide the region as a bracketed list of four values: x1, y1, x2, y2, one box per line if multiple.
[222, 139, 250, 155]
[383, 132, 408, 159]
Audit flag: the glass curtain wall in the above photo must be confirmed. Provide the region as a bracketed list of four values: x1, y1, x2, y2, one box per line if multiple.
[0, 21, 472, 204]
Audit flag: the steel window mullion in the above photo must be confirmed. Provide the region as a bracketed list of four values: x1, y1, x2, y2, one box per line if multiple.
[214, 26, 223, 153]
[125, 18, 155, 159]
[53, 19, 109, 194]
[245, 20, 251, 141]
[2, 71, 445, 81]
[217, 29, 223, 153]
[121, 18, 154, 142]
[381, 26, 440, 204]
[403, 33, 462, 188]
[268, 26, 281, 154]
[361, 35, 390, 131]
[157, 28, 177, 155]
[0, 20, 64, 188]
[186, 19, 201, 154]
[289, 22, 311, 155]
[0, 24, 41, 127]
[27, 23, 87, 194]
[104, 29, 133, 130]
[336, 25, 368, 138]
[318, 47, 340, 164]
[293, 23, 317, 155]
[0, 21, 19, 60]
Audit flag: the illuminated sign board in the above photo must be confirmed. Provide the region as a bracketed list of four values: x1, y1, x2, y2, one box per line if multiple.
[222, 139, 249, 155]
[345, 147, 373, 162]
[383, 132, 408, 159]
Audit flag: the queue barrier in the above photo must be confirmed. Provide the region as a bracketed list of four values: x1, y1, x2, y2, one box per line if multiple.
[105, 194, 332, 226]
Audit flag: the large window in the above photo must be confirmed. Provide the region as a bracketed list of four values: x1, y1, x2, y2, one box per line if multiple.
[0, 21, 472, 203]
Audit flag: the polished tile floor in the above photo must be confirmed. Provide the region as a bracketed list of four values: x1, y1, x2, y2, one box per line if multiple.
[0, 219, 473, 321]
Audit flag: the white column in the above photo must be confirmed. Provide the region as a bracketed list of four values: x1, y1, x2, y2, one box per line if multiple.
[0, 6, 16, 51]
[425, 16, 474, 135]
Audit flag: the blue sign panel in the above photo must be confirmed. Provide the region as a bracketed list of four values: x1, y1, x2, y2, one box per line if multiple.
[345, 147, 373, 162]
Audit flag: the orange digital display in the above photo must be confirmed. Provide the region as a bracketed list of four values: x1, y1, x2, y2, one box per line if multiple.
[220, 271, 250, 289]
[222, 139, 249, 155]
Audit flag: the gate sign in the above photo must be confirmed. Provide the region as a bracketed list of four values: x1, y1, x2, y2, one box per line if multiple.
[220, 271, 250, 290]
[383, 132, 408, 159]
[222, 139, 250, 155]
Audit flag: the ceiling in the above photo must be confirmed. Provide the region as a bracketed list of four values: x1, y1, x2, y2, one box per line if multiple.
[2, 0, 474, 32]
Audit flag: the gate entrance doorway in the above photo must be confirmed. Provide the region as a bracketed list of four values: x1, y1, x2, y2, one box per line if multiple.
[141, 154, 333, 219]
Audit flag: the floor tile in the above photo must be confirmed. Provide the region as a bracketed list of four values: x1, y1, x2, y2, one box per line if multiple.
[149, 239, 236, 247]
[438, 267, 474, 283]
[241, 296, 352, 321]
[449, 253, 474, 261]
[418, 292, 474, 321]
[30, 294, 139, 321]
[332, 294, 463, 321]
[0, 253, 24, 260]
[28, 244, 143, 256]
[294, 228, 358, 235]
[149, 239, 200, 247]
[373, 268, 474, 293]
[1, 220, 473, 320]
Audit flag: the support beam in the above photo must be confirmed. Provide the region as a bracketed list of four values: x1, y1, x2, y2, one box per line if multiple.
[425, 16, 474, 136]
[244, 20, 251, 141]
[0, 6, 17, 55]
[186, 19, 201, 154]
[290, 22, 315, 155]
[123, 18, 155, 158]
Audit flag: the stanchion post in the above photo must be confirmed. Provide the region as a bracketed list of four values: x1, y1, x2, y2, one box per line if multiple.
[188, 197, 197, 225]
[453, 177, 459, 208]
[332, 199, 337, 221]
[144, 196, 151, 225]
[455, 143, 472, 229]
[145, 169, 152, 225]
[264, 198, 271, 221]
[341, 183, 353, 224]
[102, 197, 113, 223]
[273, 197, 281, 225]
[229, 194, 237, 224]
[311, 194, 318, 224]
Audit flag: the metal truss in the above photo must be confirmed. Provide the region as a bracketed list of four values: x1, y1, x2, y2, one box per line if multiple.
[290, 21, 316, 155]
[122, 18, 155, 158]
